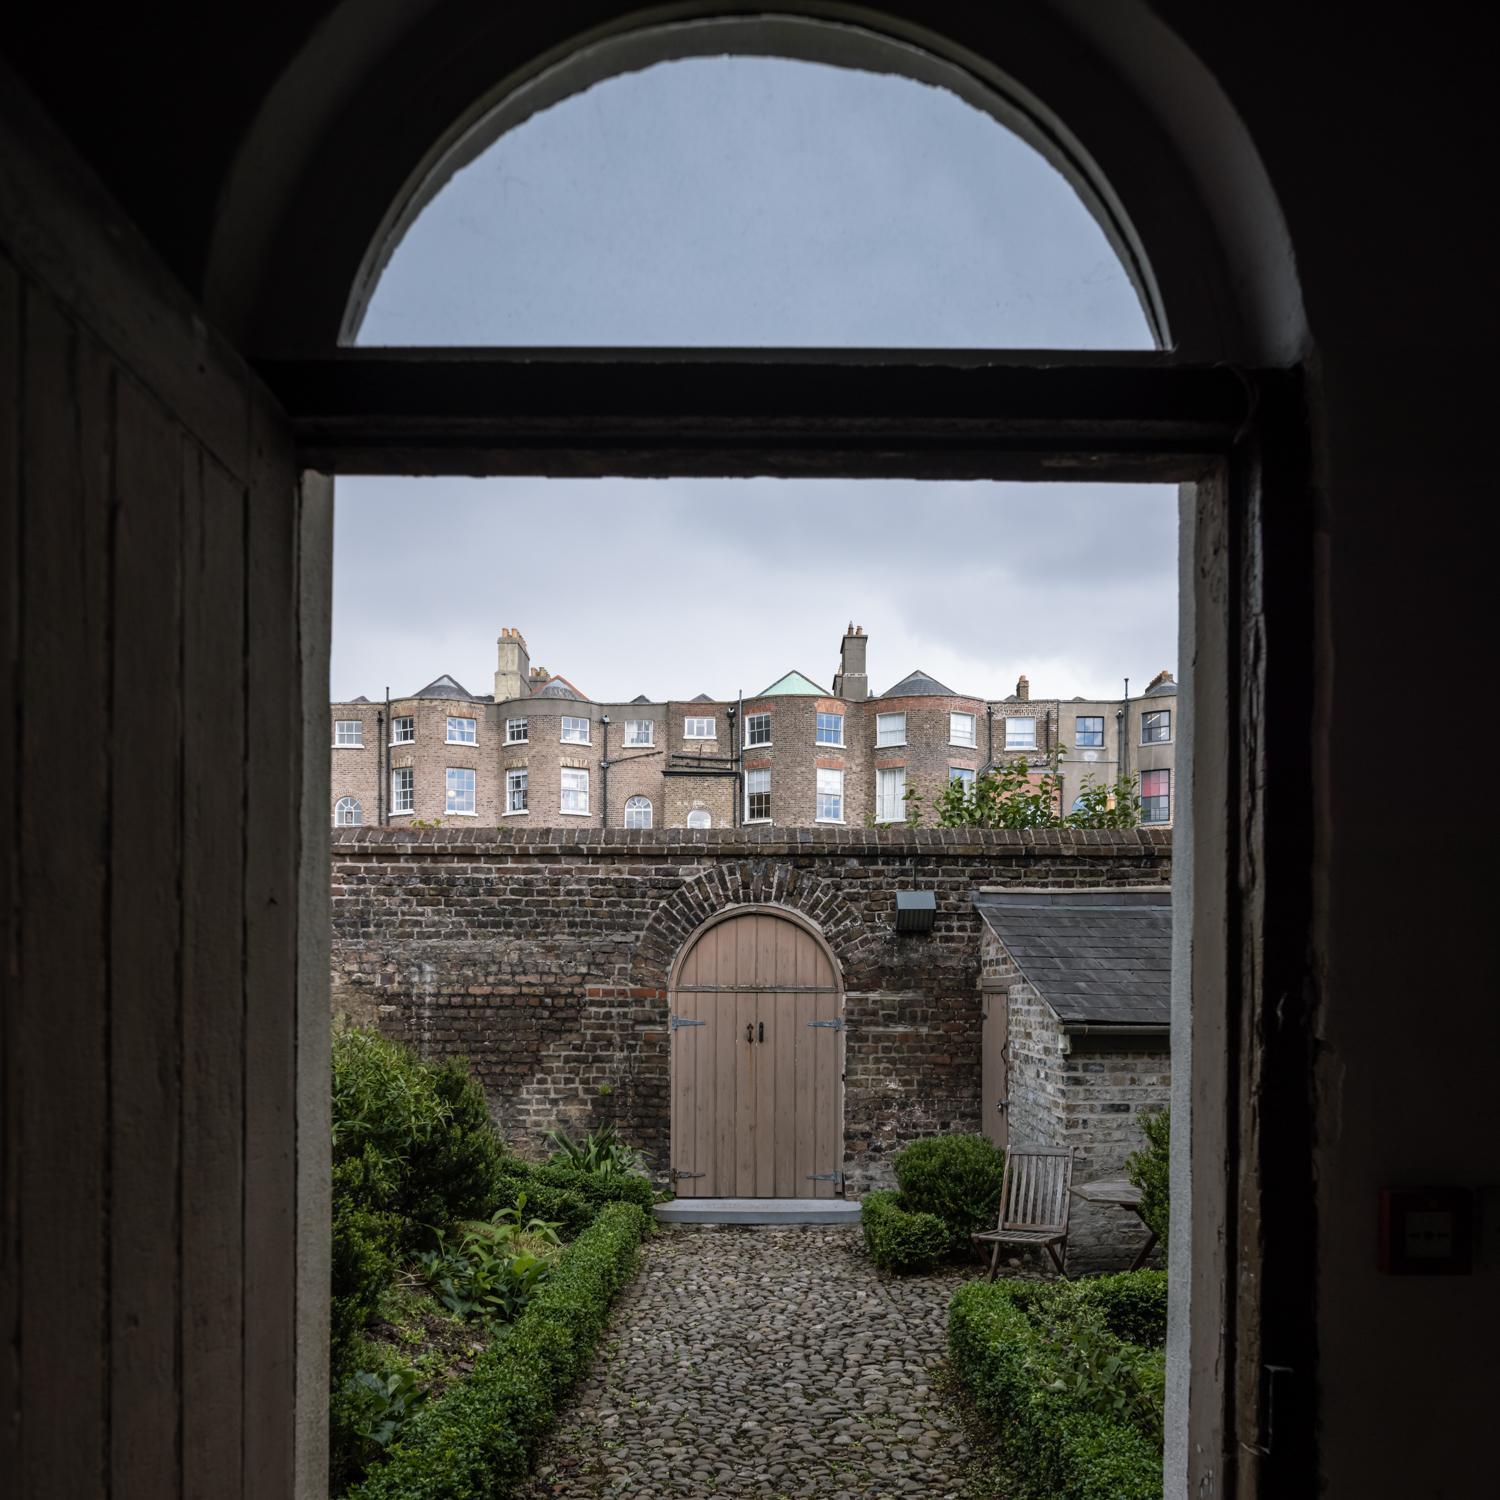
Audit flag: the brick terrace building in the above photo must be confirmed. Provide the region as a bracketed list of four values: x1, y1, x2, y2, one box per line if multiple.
[330, 625, 1178, 833]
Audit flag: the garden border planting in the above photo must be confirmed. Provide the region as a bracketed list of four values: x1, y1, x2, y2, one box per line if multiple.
[349, 1201, 651, 1500]
[949, 1272, 1166, 1500]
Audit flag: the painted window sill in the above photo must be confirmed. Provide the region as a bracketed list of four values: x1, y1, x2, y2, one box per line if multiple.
[559, 809, 592, 817]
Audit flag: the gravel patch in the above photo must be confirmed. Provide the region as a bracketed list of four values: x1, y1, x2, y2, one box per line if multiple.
[521, 1225, 976, 1499]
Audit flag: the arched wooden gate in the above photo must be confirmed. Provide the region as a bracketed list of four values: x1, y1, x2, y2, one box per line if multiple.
[669, 907, 844, 1198]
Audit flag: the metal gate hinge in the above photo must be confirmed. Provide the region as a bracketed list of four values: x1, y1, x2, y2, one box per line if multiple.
[670, 1014, 706, 1030]
[806, 1171, 844, 1185]
[808, 1017, 843, 1031]
[671, 1168, 705, 1180]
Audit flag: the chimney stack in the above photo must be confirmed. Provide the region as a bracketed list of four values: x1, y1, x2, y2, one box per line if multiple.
[1016, 674, 1030, 702]
[833, 622, 868, 701]
[493, 627, 530, 702]
[1146, 669, 1175, 692]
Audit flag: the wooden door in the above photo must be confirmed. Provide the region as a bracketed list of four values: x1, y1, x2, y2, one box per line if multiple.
[981, 982, 1009, 1150]
[670, 909, 842, 1197]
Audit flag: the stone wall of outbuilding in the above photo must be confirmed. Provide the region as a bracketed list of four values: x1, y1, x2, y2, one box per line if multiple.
[331, 826, 1170, 1197]
[983, 927, 1170, 1272]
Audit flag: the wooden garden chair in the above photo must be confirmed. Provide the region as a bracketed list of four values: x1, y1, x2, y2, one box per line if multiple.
[972, 1145, 1074, 1280]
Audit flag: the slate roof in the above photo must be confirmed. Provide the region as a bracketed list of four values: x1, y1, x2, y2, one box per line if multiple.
[1144, 679, 1178, 697]
[630, 694, 652, 705]
[689, 692, 717, 704]
[411, 674, 476, 700]
[532, 677, 584, 700]
[973, 890, 1171, 1027]
[879, 669, 957, 698]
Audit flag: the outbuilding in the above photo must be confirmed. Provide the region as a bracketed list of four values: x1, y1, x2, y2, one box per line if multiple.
[975, 889, 1171, 1272]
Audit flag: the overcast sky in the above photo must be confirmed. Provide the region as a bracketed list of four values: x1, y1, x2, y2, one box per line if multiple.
[335, 56, 1173, 704]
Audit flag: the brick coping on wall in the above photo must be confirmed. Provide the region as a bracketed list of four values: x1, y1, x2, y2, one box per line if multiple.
[331, 825, 1173, 857]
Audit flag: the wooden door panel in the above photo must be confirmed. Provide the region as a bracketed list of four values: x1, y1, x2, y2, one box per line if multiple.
[672, 910, 842, 1198]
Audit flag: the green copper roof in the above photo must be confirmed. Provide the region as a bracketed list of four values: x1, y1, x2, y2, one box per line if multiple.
[755, 670, 830, 697]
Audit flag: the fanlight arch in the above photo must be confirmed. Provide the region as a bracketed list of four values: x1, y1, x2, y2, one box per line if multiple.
[348, 17, 1160, 351]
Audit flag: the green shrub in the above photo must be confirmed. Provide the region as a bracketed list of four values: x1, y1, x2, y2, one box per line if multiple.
[330, 1168, 401, 1379]
[332, 1029, 504, 1236]
[347, 1201, 650, 1500]
[861, 1189, 950, 1273]
[949, 1274, 1166, 1500]
[1125, 1107, 1170, 1245]
[491, 1172, 595, 1240]
[331, 1341, 427, 1493]
[519, 1160, 657, 1215]
[545, 1123, 645, 1178]
[893, 1132, 1005, 1249]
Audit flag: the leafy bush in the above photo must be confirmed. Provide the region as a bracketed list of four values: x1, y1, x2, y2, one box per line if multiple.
[861, 1189, 950, 1273]
[416, 1202, 562, 1327]
[949, 1272, 1167, 1500]
[1125, 1108, 1170, 1245]
[332, 1029, 504, 1236]
[330, 1165, 402, 1379]
[332, 1348, 430, 1492]
[520, 1160, 657, 1215]
[545, 1123, 645, 1178]
[347, 1202, 650, 1500]
[893, 1132, 1005, 1249]
[492, 1171, 595, 1240]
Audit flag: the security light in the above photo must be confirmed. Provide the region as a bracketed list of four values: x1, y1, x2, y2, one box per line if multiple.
[895, 890, 936, 934]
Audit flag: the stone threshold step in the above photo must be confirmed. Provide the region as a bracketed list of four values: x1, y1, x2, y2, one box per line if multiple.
[655, 1197, 861, 1226]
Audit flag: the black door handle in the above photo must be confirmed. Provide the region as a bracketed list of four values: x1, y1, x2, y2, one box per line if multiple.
[758, 1021, 765, 1043]
[746, 1023, 753, 1044]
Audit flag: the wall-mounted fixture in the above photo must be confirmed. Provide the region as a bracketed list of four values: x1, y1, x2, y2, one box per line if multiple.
[895, 890, 936, 934]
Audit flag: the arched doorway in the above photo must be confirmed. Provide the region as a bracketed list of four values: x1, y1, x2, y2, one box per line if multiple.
[669, 906, 843, 1198]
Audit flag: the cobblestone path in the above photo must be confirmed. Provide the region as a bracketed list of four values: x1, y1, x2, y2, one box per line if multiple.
[522, 1225, 974, 1499]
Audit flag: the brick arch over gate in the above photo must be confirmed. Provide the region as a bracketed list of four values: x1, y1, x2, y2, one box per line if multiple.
[632, 861, 878, 994]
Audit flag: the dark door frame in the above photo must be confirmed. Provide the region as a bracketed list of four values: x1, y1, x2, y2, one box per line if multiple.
[258, 346, 1315, 1496]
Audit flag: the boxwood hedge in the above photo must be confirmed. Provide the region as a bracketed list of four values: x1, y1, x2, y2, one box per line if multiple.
[348, 1201, 650, 1500]
[860, 1189, 950, 1273]
[949, 1271, 1166, 1500]
[892, 1133, 1005, 1250]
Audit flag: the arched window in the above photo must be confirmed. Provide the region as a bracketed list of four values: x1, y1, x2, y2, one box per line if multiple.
[624, 796, 653, 829]
[356, 54, 1153, 350]
[686, 809, 712, 830]
[334, 797, 362, 826]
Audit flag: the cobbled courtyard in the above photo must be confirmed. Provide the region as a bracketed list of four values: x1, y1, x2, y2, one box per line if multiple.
[522, 1225, 976, 1499]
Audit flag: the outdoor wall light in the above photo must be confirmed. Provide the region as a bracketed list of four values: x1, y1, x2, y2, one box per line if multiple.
[895, 890, 937, 934]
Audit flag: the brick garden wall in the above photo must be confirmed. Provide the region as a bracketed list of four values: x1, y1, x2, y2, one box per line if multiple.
[331, 826, 1171, 1194]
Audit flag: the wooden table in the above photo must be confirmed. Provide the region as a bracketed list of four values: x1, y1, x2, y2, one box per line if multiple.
[1071, 1177, 1159, 1271]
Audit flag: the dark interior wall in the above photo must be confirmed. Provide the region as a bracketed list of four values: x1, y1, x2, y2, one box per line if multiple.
[0, 66, 330, 1499]
[0, 4, 1494, 1496]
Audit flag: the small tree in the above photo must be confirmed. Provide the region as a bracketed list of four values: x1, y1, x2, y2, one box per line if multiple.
[1125, 1107, 1170, 1244]
[902, 751, 1141, 830]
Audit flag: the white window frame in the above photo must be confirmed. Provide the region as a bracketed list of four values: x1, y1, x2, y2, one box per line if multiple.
[390, 766, 414, 814]
[333, 796, 362, 826]
[560, 767, 590, 815]
[1141, 768, 1171, 823]
[560, 716, 591, 745]
[1005, 716, 1037, 750]
[949, 766, 977, 788]
[505, 717, 529, 744]
[686, 809, 712, 829]
[333, 720, 363, 748]
[876, 711, 906, 748]
[391, 715, 415, 745]
[949, 711, 977, 747]
[446, 716, 477, 744]
[743, 712, 772, 748]
[445, 766, 477, 816]
[1075, 714, 1105, 748]
[505, 767, 528, 815]
[624, 719, 654, 747]
[815, 711, 845, 747]
[744, 767, 771, 822]
[684, 715, 717, 740]
[875, 766, 907, 822]
[624, 795, 653, 829]
[1142, 709, 1173, 744]
[815, 767, 844, 823]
